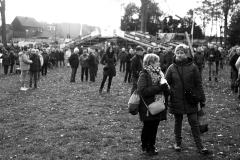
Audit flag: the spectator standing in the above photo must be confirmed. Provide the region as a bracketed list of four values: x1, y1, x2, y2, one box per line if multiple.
[99, 46, 116, 93]
[79, 49, 89, 82]
[0, 49, 10, 75]
[9, 50, 16, 74]
[19, 46, 32, 91]
[41, 49, 49, 76]
[137, 53, 169, 156]
[29, 49, 41, 88]
[130, 46, 144, 94]
[124, 49, 133, 83]
[193, 47, 205, 78]
[88, 50, 97, 82]
[119, 48, 127, 72]
[68, 47, 80, 82]
[165, 44, 210, 155]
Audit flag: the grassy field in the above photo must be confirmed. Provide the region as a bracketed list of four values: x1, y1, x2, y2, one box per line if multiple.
[0, 64, 239, 160]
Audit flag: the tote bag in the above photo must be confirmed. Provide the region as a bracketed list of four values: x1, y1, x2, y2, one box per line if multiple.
[128, 91, 140, 115]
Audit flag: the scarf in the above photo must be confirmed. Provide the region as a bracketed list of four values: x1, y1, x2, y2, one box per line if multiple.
[143, 65, 164, 85]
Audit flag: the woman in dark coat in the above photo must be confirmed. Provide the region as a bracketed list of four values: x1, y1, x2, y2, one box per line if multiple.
[137, 53, 169, 156]
[165, 44, 210, 155]
[99, 46, 116, 93]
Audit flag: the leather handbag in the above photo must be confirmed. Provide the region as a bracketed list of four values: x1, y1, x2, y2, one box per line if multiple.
[141, 95, 165, 115]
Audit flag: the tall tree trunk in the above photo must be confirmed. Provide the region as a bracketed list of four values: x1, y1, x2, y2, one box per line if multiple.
[140, 0, 148, 32]
[0, 0, 6, 47]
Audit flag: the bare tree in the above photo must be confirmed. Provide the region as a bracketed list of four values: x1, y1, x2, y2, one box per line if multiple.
[0, 0, 6, 47]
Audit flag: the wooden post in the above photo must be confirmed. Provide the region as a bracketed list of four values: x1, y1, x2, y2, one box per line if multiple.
[185, 32, 194, 58]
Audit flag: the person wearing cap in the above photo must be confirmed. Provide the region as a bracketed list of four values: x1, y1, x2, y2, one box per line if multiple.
[130, 45, 144, 94]
[68, 47, 80, 82]
[19, 46, 32, 91]
[165, 44, 211, 155]
[99, 45, 116, 93]
[29, 49, 41, 89]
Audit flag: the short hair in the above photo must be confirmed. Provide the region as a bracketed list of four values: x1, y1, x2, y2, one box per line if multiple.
[143, 53, 159, 67]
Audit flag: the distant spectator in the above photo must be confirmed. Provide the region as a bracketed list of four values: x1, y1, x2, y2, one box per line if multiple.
[79, 50, 89, 82]
[19, 46, 32, 91]
[119, 48, 127, 72]
[69, 47, 80, 82]
[9, 50, 16, 74]
[0, 49, 10, 75]
[99, 46, 116, 93]
[88, 50, 98, 82]
[193, 47, 205, 78]
[29, 49, 41, 89]
[41, 49, 49, 76]
[124, 49, 133, 83]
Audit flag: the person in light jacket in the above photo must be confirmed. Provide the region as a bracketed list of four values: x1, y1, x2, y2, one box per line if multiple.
[19, 46, 32, 91]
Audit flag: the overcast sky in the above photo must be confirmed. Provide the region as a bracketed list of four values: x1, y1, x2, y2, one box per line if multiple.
[6, 0, 200, 27]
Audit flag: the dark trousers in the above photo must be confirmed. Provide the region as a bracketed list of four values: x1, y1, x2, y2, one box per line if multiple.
[70, 67, 78, 82]
[89, 67, 95, 82]
[100, 74, 113, 91]
[3, 65, 9, 75]
[120, 61, 125, 72]
[29, 71, 38, 88]
[124, 70, 131, 83]
[141, 120, 160, 150]
[81, 67, 88, 81]
[10, 64, 14, 73]
[174, 113, 203, 149]
[41, 64, 48, 76]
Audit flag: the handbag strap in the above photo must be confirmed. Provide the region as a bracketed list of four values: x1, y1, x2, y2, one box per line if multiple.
[140, 95, 150, 110]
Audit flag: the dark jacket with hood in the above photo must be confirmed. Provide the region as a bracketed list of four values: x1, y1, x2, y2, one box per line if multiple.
[137, 69, 169, 122]
[69, 53, 79, 68]
[165, 57, 205, 114]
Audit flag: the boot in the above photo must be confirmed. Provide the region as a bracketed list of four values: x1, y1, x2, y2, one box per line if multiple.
[200, 124, 208, 134]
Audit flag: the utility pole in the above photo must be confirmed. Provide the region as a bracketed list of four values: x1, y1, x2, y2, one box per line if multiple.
[0, 0, 7, 47]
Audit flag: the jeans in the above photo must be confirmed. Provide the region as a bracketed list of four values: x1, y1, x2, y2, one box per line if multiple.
[141, 120, 160, 150]
[124, 70, 131, 83]
[20, 70, 28, 87]
[70, 67, 78, 82]
[81, 67, 88, 81]
[174, 113, 203, 149]
[29, 71, 38, 88]
[208, 61, 219, 80]
[41, 64, 48, 76]
[100, 74, 113, 91]
[3, 65, 9, 74]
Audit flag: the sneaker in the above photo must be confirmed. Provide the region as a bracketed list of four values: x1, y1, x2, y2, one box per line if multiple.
[200, 124, 209, 134]
[198, 147, 211, 155]
[173, 144, 181, 152]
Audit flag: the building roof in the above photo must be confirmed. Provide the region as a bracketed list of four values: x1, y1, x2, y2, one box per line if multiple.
[14, 16, 40, 28]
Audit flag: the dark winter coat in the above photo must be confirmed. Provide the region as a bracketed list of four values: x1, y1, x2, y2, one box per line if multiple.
[1, 53, 10, 66]
[165, 58, 205, 114]
[193, 51, 205, 69]
[69, 53, 79, 68]
[42, 52, 49, 66]
[125, 53, 132, 72]
[88, 53, 97, 69]
[131, 55, 142, 79]
[9, 51, 16, 65]
[101, 52, 116, 77]
[30, 54, 41, 72]
[229, 54, 239, 73]
[137, 69, 169, 122]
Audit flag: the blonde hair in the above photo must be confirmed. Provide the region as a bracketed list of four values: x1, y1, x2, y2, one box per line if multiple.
[143, 53, 159, 67]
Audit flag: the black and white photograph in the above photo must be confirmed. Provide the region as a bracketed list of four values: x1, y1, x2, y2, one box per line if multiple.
[0, 0, 240, 159]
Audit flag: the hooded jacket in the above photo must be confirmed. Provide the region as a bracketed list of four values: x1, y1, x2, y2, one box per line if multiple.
[165, 57, 205, 114]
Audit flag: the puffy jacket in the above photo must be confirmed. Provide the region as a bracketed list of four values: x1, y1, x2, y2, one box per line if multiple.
[137, 69, 169, 122]
[19, 51, 32, 71]
[79, 53, 89, 68]
[165, 58, 205, 114]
